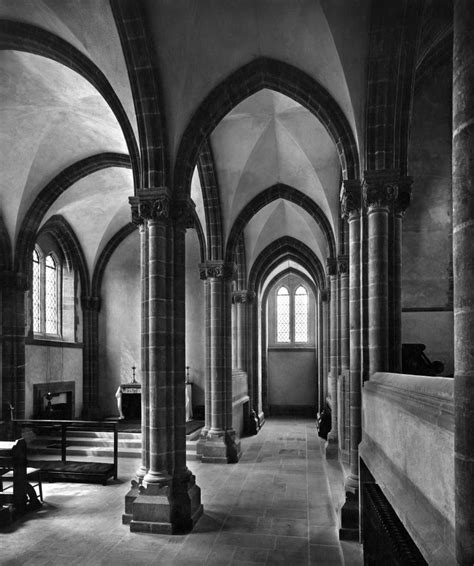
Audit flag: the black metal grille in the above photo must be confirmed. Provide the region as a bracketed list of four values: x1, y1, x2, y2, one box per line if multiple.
[363, 483, 427, 566]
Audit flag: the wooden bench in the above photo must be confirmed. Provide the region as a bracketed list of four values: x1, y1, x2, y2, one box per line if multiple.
[0, 438, 41, 522]
[13, 419, 118, 485]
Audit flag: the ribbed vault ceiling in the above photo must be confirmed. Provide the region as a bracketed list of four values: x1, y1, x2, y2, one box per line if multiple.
[0, 0, 371, 289]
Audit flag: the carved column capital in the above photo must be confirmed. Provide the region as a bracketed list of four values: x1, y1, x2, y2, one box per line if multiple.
[172, 197, 196, 232]
[232, 290, 255, 304]
[199, 261, 236, 280]
[338, 255, 349, 276]
[340, 179, 362, 219]
[320, 289, 329, 303]
[326, 258, 338, 278]
[129, 187, 172, 225]
[81, 295, 101, 312]
[363, 171, 412, 215]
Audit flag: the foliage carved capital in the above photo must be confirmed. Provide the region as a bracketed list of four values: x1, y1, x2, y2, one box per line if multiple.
[129, 187, 171, 224]
[340, 179, 362, 219]
[363, 171, 412, 215]
[199, 261, 236, 280]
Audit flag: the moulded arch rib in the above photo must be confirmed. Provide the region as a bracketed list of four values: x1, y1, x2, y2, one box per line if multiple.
[15, 153, 131, 276]
[0, 19, 140, 188]
[174, 57, 360, 198]
[248, 236, 326, 295]
[225, 183, 336, 263]
[38, 214, 90, 297]
[197, 139, 223, 260]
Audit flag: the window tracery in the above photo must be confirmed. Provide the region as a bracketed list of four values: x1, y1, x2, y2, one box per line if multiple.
[32, 246, 61, 337]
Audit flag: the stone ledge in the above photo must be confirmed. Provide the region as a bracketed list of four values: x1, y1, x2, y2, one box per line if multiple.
[360, 435, 455, 566]
[364, 372, 454, 431]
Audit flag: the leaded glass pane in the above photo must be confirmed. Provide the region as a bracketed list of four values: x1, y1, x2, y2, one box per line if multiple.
[294, 285, 308, 342]
[32, 250, 41, 333]
[277, 286, 290, 342]
[45, 255, 58, 334]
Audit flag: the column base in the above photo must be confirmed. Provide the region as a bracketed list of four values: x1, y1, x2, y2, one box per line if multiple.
[123, 473, 203, 534]
[197, 430, 241, 463]
[325, 434, 339, 460]
[339, 489, 360, 541]
[122, 481, 140, 525]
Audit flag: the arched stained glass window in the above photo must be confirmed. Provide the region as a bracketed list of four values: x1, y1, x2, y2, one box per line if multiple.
[45, 254, 58, 334]
[294, 285, 308, 342]
[277, 286, 290, 342]
[32, 248, 41, 333]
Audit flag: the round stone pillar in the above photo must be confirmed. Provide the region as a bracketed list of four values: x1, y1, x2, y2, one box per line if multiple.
[136, 221, 149, 482]
[197, 261, 241, 463]
[327, 259, 339, 453]
[363, 175, 391, 375]
[124, 190, 202, 534]
[347, 210, 361, 489]
[144, 213, 172, 486]
[320, 290, 329, 409]
[233, 290, 252, 370]
[317, 293, 326, 413]
[453, 1, 474, 562]
[338, 255, 350, 455]
[339, 180, 362, 541]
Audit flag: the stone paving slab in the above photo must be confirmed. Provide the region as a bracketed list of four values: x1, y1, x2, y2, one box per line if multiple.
[0, 417, 362, 565]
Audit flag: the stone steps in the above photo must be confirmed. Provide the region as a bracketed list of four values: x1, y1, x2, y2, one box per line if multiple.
[27, 428, 202, 461]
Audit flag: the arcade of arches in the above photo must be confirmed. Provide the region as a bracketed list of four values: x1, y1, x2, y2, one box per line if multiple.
[0, 1, 473, 564]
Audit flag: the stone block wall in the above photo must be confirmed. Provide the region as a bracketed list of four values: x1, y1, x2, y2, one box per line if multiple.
[360, 372, 454, 565]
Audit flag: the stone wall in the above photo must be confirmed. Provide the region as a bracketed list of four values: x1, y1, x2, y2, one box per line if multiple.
[25, 344, 83, 418]
[99, 232, 140, 417]
[185, 230, 205, 408]
[360, 372, 454, 565]
[403, 58, 453, 374]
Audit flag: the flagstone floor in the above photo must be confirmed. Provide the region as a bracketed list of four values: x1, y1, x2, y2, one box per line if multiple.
[1, 418, 362, 565]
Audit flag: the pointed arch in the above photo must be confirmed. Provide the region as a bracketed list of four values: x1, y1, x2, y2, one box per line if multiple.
[174, 57, 360, 198]
[91, 223, 137, 298]
[15, 153, 131, 277]
[0, 19, 140, 188]
[110, 0, 168, 189]
[248, 236, 326, 294]
[225, 183, 336, 262]
[197, 139, 224, 260]
[38, 215, 90, 297]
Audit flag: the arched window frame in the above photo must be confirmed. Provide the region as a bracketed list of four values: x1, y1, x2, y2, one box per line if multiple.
[32, 245, 62, 338]
[275, 281, 309, 344]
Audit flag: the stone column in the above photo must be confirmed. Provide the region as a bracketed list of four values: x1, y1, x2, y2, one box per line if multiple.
[389, 180, 411, 373]
[197, 261, 241, 463]
[136, 221, 149, 482]
[321, 290, 329, 408]
[338, 255, 350, 458]
[326, 259, 339, 455]
[363, 174, 391, 376]
[233, 290, 252, 371]
[453, 1, 474, 562]
[124, 189, 202, 534]
[363, 172, 412, 376]
[1, 272, 27, 420]
[231, 291, 238, 369]
[81, 295, 101, 420]
[340, 180, 362, 540]
[317, 293, 325, 413]
[235, 290, 257, 433]
[171, 199, 202, 529]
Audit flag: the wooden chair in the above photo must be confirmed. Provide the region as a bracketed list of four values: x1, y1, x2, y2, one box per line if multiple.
[0, 466, 43, 502]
